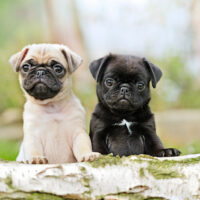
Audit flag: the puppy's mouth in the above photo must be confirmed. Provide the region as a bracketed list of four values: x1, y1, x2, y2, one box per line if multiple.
[24, 79, 60, 91]
[118, 97, 130, 104]
[106, 97, 140, 114]
[31, 82, 48, 96]
[117, 98, 131, 108]
[107, 97, 131, 111]
[25, 81, 61, 100]
[119, 97, 130, 103]
[23, 72, 62, 100]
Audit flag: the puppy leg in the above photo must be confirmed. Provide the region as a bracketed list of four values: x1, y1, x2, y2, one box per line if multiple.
[144, 133, 181, 157]
[89, 115, 109, 154]
[23, 134, 48, 164]
[73, 133, 101, 162]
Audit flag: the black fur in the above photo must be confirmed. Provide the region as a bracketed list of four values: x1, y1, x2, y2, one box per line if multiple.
[21, 59, 65, 100]
[89, 54, 180, 157]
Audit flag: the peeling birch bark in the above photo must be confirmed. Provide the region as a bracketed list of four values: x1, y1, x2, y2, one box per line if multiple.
[0, 154, 200, 200]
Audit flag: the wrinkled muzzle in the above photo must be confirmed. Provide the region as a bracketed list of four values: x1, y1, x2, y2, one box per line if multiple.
[23, 68, 62, 100]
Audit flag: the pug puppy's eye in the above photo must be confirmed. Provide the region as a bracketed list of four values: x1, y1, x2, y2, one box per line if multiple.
[137, 81, 145, 91]
[105, 78, 115, 87]
[22, 64, 30, 73]
[53, 64, 63, 74]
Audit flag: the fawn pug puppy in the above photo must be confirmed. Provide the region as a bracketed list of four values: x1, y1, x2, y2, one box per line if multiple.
[9, 43, 100, 164]
[89, 54, 180, 157]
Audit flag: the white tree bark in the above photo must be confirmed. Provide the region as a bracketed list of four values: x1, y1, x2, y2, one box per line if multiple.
[0, 154, 200, 200]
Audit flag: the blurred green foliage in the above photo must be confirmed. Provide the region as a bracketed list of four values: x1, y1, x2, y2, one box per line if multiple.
[0, 139, 20, 161]
[0, 0, 47, 112]
[151, 56, 200, 111]
[179, 141, 200, 155]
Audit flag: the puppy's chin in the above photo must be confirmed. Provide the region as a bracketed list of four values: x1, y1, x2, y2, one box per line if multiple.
[112, 99, 130, 109]
[24, 82, 61, 100]
[104, 98, 136, 114]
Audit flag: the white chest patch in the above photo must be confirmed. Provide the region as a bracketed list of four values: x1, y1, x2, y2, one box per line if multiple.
[114, 119, 133, 135]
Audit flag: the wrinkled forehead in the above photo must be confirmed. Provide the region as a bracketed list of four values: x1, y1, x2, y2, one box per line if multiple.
[104, 55, 149, 79]
[24, 45, 66, 66]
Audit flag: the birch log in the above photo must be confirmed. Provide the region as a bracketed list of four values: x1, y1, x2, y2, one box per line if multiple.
[0, 154, 200, 200]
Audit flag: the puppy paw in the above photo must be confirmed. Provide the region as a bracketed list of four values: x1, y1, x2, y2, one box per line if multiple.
[80, 152, 101, 162]
[26, 156, 48, 164]
[153, 148, 181, 157]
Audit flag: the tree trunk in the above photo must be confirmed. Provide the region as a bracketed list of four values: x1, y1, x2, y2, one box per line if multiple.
[190, 0, 200, 81]
[0, 154, 200, 200]
[44, 0, 91, 90]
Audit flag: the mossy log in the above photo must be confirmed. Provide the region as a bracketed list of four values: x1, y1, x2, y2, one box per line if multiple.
[0, 154, 200, 200]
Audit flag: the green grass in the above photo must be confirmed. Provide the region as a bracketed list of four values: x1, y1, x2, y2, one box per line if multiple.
[0, 139, 20, 161]
[179, 141, 200, 155]
[0, 139, 199, 161]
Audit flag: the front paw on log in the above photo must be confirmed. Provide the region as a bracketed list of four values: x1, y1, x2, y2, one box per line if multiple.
[80, 152, 102, 162]
[26, 156, 48, 164]
[153, 148, 181, 157]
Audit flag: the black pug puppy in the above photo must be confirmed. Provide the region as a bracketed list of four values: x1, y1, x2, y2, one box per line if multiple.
[89, 54, 180, 157]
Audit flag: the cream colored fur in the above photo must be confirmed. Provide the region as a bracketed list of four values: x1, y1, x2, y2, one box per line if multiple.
[9, 44, 100, 164]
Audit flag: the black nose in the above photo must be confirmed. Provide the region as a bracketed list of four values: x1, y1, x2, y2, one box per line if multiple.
[36, 70, 46, 78]
[120, 87, 129, 96]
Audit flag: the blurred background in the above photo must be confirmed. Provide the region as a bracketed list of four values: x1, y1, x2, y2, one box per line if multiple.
[0, 0, 200, 161]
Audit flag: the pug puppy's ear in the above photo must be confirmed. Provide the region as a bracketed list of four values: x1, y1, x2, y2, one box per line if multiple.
[143, 58, 162, 88]
[61, 45, 83, 73]
[89, 54, 112, 82]
[9, 47, 29, 72]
